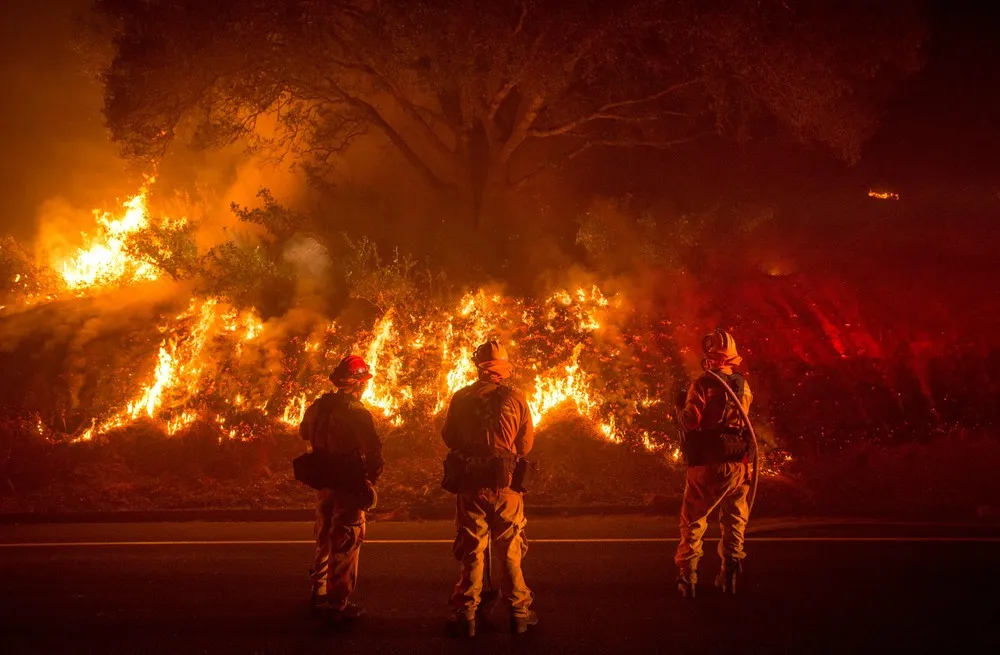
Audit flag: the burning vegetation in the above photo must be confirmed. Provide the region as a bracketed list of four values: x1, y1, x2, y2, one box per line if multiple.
[2, 182, 689, 458]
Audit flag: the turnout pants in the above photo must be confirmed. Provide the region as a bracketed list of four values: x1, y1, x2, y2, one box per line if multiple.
[450, 488, 533, 620]
[674, 462, 751, 578]
[311, 488, 366, 609]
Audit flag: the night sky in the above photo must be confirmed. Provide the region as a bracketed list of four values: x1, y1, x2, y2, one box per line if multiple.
[0, 0, 997, 242]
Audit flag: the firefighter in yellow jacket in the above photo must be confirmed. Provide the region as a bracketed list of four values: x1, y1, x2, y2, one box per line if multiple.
[299, 355, 383, 621]
[675, 329, 753, 598]
[442, 340, 537, 637]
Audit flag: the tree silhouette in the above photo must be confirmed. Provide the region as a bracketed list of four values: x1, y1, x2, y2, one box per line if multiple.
[96, 0, 924, 227]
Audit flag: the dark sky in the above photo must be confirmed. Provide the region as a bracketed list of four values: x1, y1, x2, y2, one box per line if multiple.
[0, 0, 997, 242]
[863, 1, 1000, 188]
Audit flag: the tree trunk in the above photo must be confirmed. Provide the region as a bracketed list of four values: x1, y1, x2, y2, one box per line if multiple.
[468, 120, 492, 231]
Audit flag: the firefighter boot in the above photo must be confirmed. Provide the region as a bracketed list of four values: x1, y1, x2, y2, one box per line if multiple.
[310, 592, 331, 617]
[677, 570, 697, 599]
[511, 610, 539, 635]
[327, 601, 366, 624]
[447, 615, 476, 638]
[715, 558, 742, 595]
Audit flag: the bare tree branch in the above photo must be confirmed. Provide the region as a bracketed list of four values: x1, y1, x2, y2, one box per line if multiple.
[499, 94, 545, 164]
[323, 80, 457, 191]
[487, 80, 517, 123]
[513, 1, 528, 36]
[566, 131, 715, 160]
[530, 111, 687, 138]
[311, 35, 459, 159]
[530, 79, 704, 137]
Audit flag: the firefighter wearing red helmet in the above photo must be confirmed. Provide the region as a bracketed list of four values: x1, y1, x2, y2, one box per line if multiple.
[299, 354, 383, 622]
[442, 340, 537, 637]
[675, 329, 754, 598]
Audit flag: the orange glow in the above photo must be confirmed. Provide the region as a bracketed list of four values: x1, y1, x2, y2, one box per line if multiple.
[867, 190, 900, 200]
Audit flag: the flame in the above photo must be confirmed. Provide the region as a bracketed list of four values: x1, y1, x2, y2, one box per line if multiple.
[166, 410, 198, 435]
[56, 180, 187, 292]
[92, 299, 218, 435]
[527, 344, 616, 439]
[868, 190, 899, 200]
[280, 393, 310, 427]
[362, 312, 411, 427]
[434, 290, 503, 412]
[65, 278, 648, 451]
[127, 338, 178, 419]
[18, 181, 706, 459]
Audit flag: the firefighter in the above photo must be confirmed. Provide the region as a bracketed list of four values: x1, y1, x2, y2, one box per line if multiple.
[675, 329, 753, 598]
[299, 355, 383, 621]
[442, 340, 537, 637]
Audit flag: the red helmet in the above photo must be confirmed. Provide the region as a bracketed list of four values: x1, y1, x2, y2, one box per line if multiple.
[330, 355, 373, 386]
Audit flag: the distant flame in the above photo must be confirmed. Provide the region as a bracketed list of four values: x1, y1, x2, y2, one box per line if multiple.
[868, 190, 899, 200]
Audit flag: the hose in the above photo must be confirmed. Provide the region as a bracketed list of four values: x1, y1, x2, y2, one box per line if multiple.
[704, 369, 761, 517]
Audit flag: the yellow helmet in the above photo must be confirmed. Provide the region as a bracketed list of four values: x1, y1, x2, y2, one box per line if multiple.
[702, 329, 743, 368]
[473, 340, 508, 365]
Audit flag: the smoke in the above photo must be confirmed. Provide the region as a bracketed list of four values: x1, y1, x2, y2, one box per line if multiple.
[0, 279, 187, 426]
[0, 0, 131, 242]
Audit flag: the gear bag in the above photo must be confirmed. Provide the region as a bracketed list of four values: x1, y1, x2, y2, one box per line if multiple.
[681, 372, 750, 466]
[293, 449, 367, 491]
[510, 457, 538, 493]
[682, 427, 749, 466]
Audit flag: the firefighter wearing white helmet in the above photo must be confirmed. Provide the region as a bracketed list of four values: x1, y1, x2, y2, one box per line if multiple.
[442, 340, 537, 637]
[299, 355, 383, 622]
[675, 329, 754, 598]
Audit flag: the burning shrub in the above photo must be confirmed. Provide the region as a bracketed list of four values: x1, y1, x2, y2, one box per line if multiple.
[0, 236, 59, 307]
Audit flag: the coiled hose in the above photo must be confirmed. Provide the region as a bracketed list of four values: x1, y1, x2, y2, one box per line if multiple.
[703, 369, 761, 517]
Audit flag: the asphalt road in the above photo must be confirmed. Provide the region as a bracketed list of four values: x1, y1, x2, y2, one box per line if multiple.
[1, 517, 998, 654]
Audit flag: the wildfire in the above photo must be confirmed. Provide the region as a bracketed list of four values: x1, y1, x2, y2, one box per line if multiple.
[56, 180, 187, 291]
[867, 189, 900, 200]
[84, 298, 262, 439]
[25, 180, 699, 459]
[529, 345, 610, 434]
[69, 281, 634, 447]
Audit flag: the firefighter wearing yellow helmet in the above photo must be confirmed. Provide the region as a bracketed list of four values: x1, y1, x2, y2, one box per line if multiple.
[441, 340, 537, 637]
[299, 355, 383, 622]
[675, 329, 754, 598]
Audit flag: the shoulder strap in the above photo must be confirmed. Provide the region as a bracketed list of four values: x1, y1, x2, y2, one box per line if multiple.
[710, 371, 747, 429]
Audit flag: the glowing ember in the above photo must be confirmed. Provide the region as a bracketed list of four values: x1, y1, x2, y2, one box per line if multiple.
[867, 190, 900, 200]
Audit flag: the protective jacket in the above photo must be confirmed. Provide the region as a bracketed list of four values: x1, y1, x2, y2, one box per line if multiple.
[300, 391, 383, 483]
[442, 381, 534, 458]
[681, 371, 752, 433]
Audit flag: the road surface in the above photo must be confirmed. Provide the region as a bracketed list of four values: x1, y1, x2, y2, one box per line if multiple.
[1, 516, 998, 654]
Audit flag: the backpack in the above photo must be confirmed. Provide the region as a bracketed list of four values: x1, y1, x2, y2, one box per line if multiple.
[681, 372, 750, 466]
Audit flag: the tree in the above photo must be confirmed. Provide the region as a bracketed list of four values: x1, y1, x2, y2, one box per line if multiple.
[95, 0, 924, 227]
